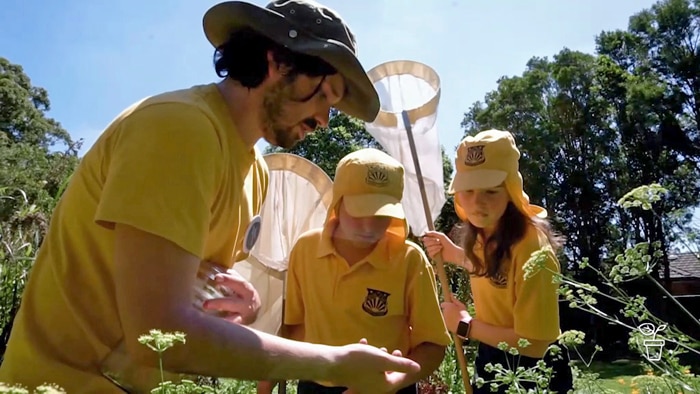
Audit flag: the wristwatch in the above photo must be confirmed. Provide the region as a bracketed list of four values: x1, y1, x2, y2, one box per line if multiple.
[456, 319, 471, 339]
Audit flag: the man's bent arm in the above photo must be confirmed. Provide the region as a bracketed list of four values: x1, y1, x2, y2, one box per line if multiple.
[401, 343, 445, 386]
[114, 223, 333, 382]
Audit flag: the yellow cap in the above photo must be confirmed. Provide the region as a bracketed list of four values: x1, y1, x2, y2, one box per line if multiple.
[327, 148, 408, 238]
[449, 129, 547, 221]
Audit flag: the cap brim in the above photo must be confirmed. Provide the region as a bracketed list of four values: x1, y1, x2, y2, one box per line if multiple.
[203, 2, 380, 122]
[343, 194, 405, 219]
[448, 169, 507, 194]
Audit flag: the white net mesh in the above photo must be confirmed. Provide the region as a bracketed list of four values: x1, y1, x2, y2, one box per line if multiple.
[364, 61, 446, 236]
[233, 153, 333, 335]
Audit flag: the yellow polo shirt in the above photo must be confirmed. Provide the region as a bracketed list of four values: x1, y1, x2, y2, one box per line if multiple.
[0, 83, 269, 392]
[284, 224, 451, 359]
[469, 224, 561, 342]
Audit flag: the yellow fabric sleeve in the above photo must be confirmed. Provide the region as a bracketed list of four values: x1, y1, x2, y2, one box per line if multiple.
[512, 231, 561, 342]
[95, 102, 223, 259]
[406, 244, 452, 349]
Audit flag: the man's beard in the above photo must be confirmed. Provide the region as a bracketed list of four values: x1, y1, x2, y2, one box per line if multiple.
[261, 80, 300, 149]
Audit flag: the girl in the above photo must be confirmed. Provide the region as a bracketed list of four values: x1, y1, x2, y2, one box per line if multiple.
[422, 129, 573, 393]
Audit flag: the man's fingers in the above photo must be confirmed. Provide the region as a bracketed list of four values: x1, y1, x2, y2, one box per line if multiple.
[223, 313, 244, 324]
[202, 296, 247, 313]
[358, 338, 368, 345]
[391, 349, 402, 357]
[214, 273, 255, 299]
[382, 354, 420, 374]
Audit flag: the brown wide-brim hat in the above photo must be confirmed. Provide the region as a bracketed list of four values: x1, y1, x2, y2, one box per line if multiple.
[203, 0, 380, 123]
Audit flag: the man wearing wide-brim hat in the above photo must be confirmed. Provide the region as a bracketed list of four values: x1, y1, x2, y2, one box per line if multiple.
[0, 1, 419, 393]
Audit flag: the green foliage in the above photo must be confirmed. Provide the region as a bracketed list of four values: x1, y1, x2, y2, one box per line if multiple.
[0, 57, 78, 357]
[0, 383, 66, 394]
[0, 189, 48, 356]
[0, 57, 80, 221]
[0, 58, 72, 148]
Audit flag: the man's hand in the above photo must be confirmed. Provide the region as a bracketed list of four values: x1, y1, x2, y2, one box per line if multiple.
[331, 341, 417, 394]
[344, 339, 410, 394]
[202, 268, 261, 325]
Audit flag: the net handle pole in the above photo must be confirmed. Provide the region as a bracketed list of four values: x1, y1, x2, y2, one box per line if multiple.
[400, 110, 472, 394]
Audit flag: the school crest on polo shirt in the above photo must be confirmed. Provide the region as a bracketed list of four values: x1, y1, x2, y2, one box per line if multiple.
[365, 165, 390, 187]
[464, 145, 486, 166]
[488, 262, 510, 288]
[361, 288, 390, 317]
[489, 270, 508, 288]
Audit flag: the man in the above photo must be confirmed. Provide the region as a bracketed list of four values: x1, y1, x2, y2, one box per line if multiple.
[0, 1, 420, 393]
[259, 149, 451, 394]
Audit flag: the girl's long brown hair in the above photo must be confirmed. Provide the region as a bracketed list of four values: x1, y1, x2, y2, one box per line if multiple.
[459, 202, 565, 279]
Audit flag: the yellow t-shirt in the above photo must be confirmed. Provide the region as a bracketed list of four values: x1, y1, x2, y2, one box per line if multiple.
[469, 224, 561, 342]
[284, 225, 451, 358]
[0, 83, 269, 392]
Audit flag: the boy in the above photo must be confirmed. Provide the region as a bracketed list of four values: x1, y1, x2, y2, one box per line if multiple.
[260, 148, 451, 394]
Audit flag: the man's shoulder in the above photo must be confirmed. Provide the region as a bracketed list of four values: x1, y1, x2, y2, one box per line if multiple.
[126, 84, 220, 123]
[91, 84, 229, 157]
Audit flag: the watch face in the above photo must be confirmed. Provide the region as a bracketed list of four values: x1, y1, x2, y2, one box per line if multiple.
[458, 320, 470, 337]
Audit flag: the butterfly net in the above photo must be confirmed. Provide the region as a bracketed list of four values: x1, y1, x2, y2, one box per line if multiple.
[233, 153, 334, 335]
[364, 60, 446, 236]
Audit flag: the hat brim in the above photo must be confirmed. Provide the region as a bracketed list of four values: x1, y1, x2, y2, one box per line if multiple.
[343, 193, 405, 219]
[448, 169, 507, 194]
[203, 2, 380, 122]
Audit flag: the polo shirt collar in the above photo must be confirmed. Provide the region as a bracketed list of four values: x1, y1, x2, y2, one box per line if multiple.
[316, 220, 397, 270]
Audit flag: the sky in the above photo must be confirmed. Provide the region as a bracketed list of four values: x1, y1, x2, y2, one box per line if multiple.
[1, 0, 660, 162]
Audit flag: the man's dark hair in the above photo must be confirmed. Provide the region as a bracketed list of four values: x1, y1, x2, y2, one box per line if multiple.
[213, 27, 338, 88]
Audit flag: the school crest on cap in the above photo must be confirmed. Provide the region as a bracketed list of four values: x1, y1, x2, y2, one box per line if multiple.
[365, 164, 390, 187]
[464, 145, 486, 166]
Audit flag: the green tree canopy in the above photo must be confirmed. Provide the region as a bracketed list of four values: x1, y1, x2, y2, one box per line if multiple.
[0, 57, 81, 220]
